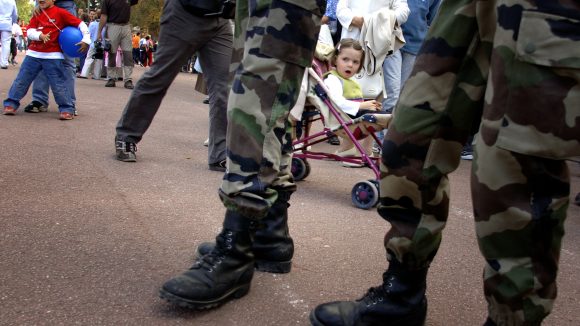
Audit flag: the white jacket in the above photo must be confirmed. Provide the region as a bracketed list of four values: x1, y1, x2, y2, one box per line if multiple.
[360, 9, 406, 75]
[0, 0, 18, 32]
[337, 0, 409, 40]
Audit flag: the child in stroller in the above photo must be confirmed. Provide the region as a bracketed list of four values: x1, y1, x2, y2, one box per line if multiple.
[324, 38, 382, 165]
[290, 39, 392, 209]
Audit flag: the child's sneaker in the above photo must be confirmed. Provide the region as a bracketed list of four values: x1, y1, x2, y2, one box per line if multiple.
[3, 106, 16, 115]
[23, 100, 47, 113]
[59, 112, 74, 120]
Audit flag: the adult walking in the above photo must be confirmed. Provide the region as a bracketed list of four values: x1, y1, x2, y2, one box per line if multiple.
[158, 0, 324, 310]
[381, 0, 442, 113]
[21, 0, 78, 114]
[114, 0, 233, 173]
[97, 0, 138, 89]
[0, 0, 17, 70]
[310, 0, 580, 325]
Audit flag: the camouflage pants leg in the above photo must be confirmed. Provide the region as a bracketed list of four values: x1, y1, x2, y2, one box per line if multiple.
[378, 0, 494, 269]
[472, 132, 570, 325]
[219, 0, 321, 219]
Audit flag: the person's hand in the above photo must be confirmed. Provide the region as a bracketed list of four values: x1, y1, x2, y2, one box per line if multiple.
[360, 100, 381, 110]
[351, 16, 364, 28]
[40, 32, 50, 43]
[77, 41, 89, 53]
[321, 15, 329, 25]
[33, 5, 41, 16]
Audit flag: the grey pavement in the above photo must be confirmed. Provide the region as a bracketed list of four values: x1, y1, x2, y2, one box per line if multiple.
[1, 66, 579, 326]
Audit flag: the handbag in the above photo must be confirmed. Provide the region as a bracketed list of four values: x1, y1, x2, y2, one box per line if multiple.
[354, 70, 385, 100]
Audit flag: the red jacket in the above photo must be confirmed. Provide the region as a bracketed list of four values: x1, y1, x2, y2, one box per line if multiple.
[27, 6, 83, 58]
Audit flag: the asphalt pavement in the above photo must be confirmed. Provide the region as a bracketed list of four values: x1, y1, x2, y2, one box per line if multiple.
[1, 65, 579, 326]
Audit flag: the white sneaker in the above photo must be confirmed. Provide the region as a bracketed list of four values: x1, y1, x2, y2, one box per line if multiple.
[203, 138, 209, 147]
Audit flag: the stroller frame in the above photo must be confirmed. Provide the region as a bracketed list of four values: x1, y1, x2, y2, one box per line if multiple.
[290, 64, 390, 209]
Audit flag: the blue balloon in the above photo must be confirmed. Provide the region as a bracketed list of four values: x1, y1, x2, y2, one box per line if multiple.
[58, 26, 83, 58]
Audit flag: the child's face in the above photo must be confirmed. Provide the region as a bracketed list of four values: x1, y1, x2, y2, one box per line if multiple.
[39, 0, 54, 9]
[335, 47, 363, 79]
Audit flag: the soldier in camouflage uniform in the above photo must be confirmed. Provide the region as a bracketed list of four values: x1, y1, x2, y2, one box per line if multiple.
[311, 0, 580, 325]
[159, 0, 324, 309]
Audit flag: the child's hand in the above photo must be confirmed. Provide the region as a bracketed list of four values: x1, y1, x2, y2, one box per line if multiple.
[360, 100, 382, 110]
[40, 32, 51, 43]
[76, 41, 89, 53]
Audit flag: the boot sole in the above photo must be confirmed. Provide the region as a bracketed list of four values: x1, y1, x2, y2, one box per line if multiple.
[255, 260, 291, 273]
[159, 283, 250, 310]
[309, 298, 427, 326]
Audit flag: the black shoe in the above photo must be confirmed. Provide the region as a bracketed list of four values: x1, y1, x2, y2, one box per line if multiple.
[310, 260, 428, 326]
[23, 100, 47, 113]
[115, 140, 137, 162]
[461, 150, 473, 161]
[160, 211, 255, 309]
[328, 135, 340, 146]
[105, 79, 116, 87]
[124, 80, 134, 89]
[197, 191, 294, 273]
[203, 97, 210, 104]
[208, 159, 226, 172]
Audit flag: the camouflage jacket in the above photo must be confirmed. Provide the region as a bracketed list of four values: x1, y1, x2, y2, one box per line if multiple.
[396, 0, 580, 159]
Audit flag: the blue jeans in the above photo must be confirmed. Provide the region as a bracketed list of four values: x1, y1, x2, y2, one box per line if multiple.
[4, 56, 74, 113]
[31, 0, 77, 108]
[377, 50, 417, 142]
[382, 50, 417, 113]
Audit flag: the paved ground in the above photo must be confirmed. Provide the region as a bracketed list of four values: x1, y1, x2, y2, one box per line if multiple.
[1, 66, 579, 326]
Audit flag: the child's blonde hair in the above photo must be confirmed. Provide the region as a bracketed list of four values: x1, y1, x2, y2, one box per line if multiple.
[331, 38, 365, 73]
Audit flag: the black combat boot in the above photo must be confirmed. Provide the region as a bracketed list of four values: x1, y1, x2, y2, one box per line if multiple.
[310, 259, 428, 326]
[159, 211, 254, 309]
[197, 191, 294, 273]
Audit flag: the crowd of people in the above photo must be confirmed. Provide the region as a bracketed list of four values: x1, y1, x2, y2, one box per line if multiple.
[1, 0, 579, 325]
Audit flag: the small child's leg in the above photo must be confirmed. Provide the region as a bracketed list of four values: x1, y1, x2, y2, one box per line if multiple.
[43, 59, 74, 117]
[4, 57, 42, 110]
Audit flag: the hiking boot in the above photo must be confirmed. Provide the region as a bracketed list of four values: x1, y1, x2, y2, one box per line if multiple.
[160, 211, 255, 309]
[23, 100, 47, 113]
[197, 191, 294, 273]
[115, 140, 137, 162]
[208, 159, 226, 172]
[124, 80, 134, 89]
[310, 259, 428, 326]
[3, 106, 16, 115]
[105, 79, 116, 87]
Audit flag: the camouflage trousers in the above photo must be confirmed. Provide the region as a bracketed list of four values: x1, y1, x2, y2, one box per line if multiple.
[379, 0, 579, 324]
[218, 0, 322, 219]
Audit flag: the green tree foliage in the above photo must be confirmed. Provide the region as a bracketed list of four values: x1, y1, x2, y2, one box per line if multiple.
[130, 0, 164, 39]
[15, 0, 35, 23]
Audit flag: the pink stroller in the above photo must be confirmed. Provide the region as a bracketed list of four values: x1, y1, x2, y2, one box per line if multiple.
[290, 61, 392, 209]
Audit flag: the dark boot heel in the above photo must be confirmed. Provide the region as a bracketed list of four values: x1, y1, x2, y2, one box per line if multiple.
[255, 259, 292, 273]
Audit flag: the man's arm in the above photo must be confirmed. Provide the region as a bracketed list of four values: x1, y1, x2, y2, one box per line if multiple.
[97, 14, 107, 41]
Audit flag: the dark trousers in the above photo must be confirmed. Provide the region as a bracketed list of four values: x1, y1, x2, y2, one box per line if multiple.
[115, 0, 232, 165]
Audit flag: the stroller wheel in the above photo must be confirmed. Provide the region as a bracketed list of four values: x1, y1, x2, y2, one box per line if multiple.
[291, 157, 311, 181]
[351, 180, 379, 209]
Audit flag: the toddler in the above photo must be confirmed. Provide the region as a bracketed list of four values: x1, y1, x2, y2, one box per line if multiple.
[2, 0, 89, 120]
[324, 38, 382, 159]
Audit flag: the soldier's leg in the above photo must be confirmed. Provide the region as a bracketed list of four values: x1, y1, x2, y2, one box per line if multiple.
[311, 0, 495, 324]
[160, 0, 322, 309]
[472, 133, 570, 325]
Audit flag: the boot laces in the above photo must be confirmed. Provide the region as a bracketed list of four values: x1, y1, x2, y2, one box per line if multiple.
[360, 286, 387, 307]
[191, 231, 232, 273]
[360, 274, 396, 307]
